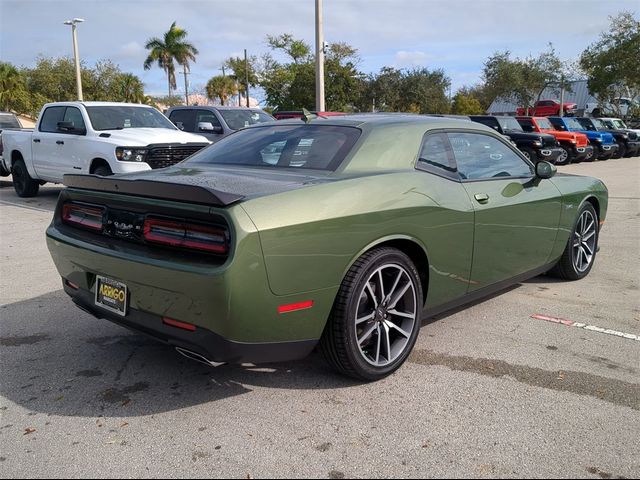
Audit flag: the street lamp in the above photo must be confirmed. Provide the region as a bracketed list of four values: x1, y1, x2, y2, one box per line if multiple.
[315, 0, 325, 112]
[64, 18, 85, 101]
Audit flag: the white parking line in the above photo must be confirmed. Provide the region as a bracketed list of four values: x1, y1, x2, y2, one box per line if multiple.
[531, 314, 640, 342]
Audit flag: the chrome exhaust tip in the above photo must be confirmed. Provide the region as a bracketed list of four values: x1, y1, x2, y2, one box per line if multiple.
[175, 347, 226, 368]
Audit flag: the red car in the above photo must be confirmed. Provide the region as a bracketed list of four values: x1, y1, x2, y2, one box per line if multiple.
[516, 116, 594, 164]
[516, 100, 577, 117]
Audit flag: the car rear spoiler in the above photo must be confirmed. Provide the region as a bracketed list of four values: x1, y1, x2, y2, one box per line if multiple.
[63, 174, 244, 207]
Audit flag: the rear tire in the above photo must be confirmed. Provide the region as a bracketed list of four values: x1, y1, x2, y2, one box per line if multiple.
[320, 247, 423, 381]
[548, 203, 598, 281]
[12, 159, 40, 197]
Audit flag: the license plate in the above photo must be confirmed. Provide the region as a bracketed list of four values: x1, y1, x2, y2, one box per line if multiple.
[95, 276, 128, 316]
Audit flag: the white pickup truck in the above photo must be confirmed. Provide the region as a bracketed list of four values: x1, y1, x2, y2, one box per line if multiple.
[1, 101, 210, 197]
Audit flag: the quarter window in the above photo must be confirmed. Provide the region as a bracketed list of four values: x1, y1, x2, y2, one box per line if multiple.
[416, 133, 457, 179]
[447, 132, 533, 180]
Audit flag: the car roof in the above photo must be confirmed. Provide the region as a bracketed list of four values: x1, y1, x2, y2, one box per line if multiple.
[168, 105, 267, 111]
[272, 113, 488, 130]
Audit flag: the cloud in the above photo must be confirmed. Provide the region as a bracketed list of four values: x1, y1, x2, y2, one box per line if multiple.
[394, 51, 430, 68]
[120, 41, 144, 59]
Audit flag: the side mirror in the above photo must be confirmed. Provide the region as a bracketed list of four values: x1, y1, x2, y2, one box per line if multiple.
[57, 122, 85, 135]
[198, 122, 223, 134]
[535, 161, 557, 179]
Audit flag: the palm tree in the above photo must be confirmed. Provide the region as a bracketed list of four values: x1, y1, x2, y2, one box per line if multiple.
[206, 75, 236, 106]
[117, 73, 145, 103]
[0, 62, 24, 111]
[143, 22, 199, 100]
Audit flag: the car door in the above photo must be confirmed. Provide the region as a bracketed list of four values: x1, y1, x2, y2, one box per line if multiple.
[195, 109, 225, 142]
[168, 109, 196, 134]
[51, 106, 88, 182]
[447, 131, 562, 291]
[32, 105, 66, 181]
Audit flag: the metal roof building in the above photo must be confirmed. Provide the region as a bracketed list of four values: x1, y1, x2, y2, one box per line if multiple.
[487, 80, 597, 115]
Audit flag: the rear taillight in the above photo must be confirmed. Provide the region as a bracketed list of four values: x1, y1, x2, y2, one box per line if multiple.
[62, 203, 105, 232]
[143, 217, 228, 254]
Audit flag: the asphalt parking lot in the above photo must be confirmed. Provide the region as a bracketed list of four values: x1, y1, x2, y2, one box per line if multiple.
[0, 158, 639, 479]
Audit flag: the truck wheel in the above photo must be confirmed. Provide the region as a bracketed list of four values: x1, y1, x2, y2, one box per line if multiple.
[320, 247, 423, 381]
[93, 165, 113, 176]
[521, 148, 537, 163]
[585, 148, 597, 162]
[556, 146, 571, 165]
[613, 143, 625, 159]
[12, 159, 40, 197]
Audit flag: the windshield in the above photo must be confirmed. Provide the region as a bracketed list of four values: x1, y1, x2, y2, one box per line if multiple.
[186, 124, 360, 171]
[219, 110, 274, 130]
[0, 114, 21, 129]
[564, 118, 585, 130]
[536, 118, 554, 130]
[496, 117, 523, 132]
[86, 106, 176, 131]
[591, 118, 606, 129]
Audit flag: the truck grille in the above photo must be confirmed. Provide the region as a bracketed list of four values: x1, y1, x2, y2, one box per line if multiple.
[145, 144, 207, 169]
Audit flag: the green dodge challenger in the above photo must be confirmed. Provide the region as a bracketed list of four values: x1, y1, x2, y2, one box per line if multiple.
[46, 115, 608, 380]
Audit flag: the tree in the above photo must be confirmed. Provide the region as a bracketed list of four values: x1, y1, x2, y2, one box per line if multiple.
[0, 62, 26, 112]
[206, 75, 237, 105]
[224, 54, 259, 103]
[451, 92, 484, 115]
[144, 21, 198, 99]
[399, 68, 451, 114]
[580, 11, 640, 115]
[117, 73, 145, 103]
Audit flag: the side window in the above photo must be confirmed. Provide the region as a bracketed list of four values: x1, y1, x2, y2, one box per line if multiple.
[518, 119, 534, 132]
[471, 117, 500, 132]
[447, 132, 533, 180]
[168, 110, 195, 132]
[39, 106, 66, 133]
[195, 110, 222, 129]
[62, 107, 86, 132]
[549, 119, 566, 131]
[416, 133, 457, 179]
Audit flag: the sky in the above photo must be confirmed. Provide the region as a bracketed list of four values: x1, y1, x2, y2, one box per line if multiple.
[0, 0, 637, 105]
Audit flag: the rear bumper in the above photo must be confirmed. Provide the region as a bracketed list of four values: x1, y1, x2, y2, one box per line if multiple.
[63, 281, 317, 364]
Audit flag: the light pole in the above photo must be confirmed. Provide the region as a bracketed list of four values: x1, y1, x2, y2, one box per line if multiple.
[315, 0, 325, 112]
[64, 18, 84, 101]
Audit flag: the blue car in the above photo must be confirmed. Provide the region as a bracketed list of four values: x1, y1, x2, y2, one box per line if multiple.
[548, 117, 618, 160]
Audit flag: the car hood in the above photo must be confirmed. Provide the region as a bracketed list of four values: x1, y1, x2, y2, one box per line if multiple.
[568, 129, 615, 144]
[96, 128, 211, 146]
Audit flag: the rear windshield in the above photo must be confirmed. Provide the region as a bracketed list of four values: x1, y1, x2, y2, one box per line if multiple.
[86, 106, 176, 131]
[186, 124, 361, 171]
[219, 110, 274, 130]
[0, 114, 21, 129]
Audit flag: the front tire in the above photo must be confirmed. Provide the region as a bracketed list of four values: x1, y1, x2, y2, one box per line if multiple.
[93, 165, 113, 176]
[12, 159, 40, 197]
[521, 148, 537, 163]
[556, 145, 572, 165]
[549, 203, 599, 280]
[320, 247, 423, 381]
[613, 143, 626, 159]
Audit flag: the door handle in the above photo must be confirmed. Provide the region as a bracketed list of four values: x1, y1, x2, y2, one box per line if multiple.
[33, 138, 41, 143]
[56, 140, 65, 145]
[474, 193, 490, 203]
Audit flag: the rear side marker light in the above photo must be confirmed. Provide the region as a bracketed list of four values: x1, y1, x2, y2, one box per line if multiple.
[163, 317, 196, 332]
[278, 300, 314, 314]
[62, 203, 105, 232]
[143, 218, 228, 254]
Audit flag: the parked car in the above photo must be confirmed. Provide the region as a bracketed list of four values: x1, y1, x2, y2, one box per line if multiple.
[599, 117, 640, 139]
[547, 116, 618, 160]
[468, 115, 563, 164]
[272, 110, 348, 120]
[0, 112, 24, 176]
[575, 117, 640, 158]
[47, 115, 607, 381]
[166, 106, 274, 143]
[516, 116, 593, 165]
[1, 102, 210, 197]
[516, 100, 578, 117]
[584, 97, 637, 118]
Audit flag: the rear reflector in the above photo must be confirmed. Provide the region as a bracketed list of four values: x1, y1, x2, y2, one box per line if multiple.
[143, 218, 228, 254]
[62, 203, 105, 232]
[162, 317, 196, 332]
[278, 300, 314, 314]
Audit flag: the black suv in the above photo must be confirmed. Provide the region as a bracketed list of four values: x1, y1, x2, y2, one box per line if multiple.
[575, 117, 640, 159]
[469, 115, 563, 164]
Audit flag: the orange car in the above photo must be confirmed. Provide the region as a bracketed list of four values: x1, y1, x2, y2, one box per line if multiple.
[516, 116, 594, 164]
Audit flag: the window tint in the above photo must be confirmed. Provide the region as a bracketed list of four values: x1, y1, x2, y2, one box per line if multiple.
[195, 110, 222, 129]
[548, 118, 565, 130]
[219, 110, 274, 130]
[169, 109, 196, 132]
[416, 133, 457, 179]
[86, 106, 175, 131]
[517, 118, 535, 132]
[0, 114, 20, 129]
[39, 106, 66, 133]
[62, 107, 86, 131]
[447, 132, 533, 180]
[186, 125, 360, 171]
[470, 117, 500, 132]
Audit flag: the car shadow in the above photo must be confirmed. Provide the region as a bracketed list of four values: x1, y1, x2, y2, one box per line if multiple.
[0, 290, 360, 419]
[0, 185, 62, 212]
